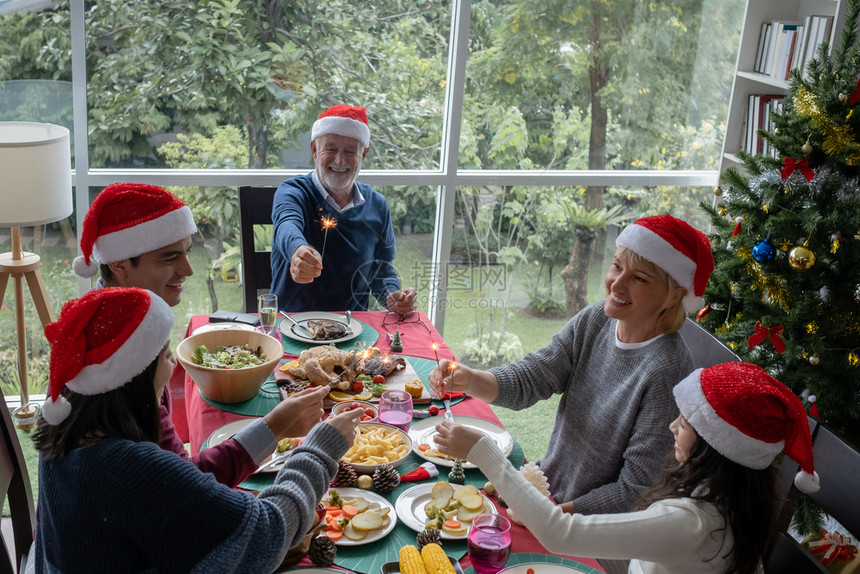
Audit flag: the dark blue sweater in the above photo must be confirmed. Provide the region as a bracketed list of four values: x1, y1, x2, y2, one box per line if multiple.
[270, 172, 400, 312]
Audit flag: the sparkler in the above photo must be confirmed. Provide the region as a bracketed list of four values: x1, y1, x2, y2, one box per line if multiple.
[431, 342, 440, 365]
[444, 362, 457, 421]
[320, 216, 337, 260]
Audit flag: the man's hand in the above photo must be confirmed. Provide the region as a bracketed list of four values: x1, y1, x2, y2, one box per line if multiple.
[290, 244, 323, 284]
[386, 288, 417, 315]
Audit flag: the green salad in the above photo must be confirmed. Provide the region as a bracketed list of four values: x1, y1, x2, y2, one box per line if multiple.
[190, 344, 266, 369]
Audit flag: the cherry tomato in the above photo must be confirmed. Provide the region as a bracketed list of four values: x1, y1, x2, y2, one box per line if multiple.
[373, 375, 385, 385]
[527, 569, 535, 574]
[428, 405, 439, 416]
[361, 415, 371, 421]
[351, 380, 364, 393]
[364, 408, 375, 418]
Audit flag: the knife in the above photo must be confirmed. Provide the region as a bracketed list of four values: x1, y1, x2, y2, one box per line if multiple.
[280, 312, 315, 339]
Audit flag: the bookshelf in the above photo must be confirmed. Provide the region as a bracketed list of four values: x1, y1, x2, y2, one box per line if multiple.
[719, 0, 847, 174]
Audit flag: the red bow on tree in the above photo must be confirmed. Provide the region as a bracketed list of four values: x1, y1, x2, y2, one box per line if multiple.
[747, 322, 787, 354]
[781, 157, 815, 182]
[807, 530, 858, 566]
[850, 78, 860, 106]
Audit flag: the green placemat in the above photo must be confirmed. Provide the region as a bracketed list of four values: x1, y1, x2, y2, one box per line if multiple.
[280, 318, 379, 356]
[464, 552, 603, 574]
[198, 356, 465, 416]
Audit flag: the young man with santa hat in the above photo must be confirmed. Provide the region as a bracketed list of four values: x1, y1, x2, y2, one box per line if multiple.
[73, 182, 328, 487]
[270, 104, 417, 313]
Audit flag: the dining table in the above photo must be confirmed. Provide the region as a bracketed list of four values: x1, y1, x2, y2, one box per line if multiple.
[171, 310, 605, 574]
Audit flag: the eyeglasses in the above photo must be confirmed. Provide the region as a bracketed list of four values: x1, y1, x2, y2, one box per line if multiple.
[380, 311, 431, 335]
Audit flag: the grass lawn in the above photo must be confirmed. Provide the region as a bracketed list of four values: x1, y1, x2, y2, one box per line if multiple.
[6, 231, 609, 513]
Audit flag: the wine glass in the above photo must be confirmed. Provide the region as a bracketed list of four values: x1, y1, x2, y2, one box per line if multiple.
[378, 389, 413, 431]
[467, 513, 512, 574]
[257, 292, 279, 336]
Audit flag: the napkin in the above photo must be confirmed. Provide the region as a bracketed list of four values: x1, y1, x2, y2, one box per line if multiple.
[443, 391, 466, 399]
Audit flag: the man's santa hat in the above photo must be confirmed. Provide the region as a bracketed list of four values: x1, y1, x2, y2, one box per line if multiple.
[73, 183, 197, 278]
[311, 104, 371, 148]
[615, 214, 714, 312]
[674, 362, 820, 493]
[41, 287, 174, 425]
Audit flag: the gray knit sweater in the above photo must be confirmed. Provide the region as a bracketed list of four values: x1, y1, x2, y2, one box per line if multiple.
[490, 301, 693, 515]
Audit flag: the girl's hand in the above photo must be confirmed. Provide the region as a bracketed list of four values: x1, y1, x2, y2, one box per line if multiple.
[432, 419, 484, 460]
[324, 407, 364, 445]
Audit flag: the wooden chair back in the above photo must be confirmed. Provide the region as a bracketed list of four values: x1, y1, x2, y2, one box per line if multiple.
[0, 398, 35, 574]
[678, 318, 740, 369]
[764, 416, 860, 573]
[238, 186, 277, 313]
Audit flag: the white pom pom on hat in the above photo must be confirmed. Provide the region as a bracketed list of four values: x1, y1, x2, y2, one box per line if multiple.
[673, 362, 819, 493]
[616, 214, 714, 312]
[72, 255, 98, 278]
[42, 287, 174, 425]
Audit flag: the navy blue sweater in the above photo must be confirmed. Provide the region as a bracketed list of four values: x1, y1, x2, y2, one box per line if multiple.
[270, 172, 400, 311]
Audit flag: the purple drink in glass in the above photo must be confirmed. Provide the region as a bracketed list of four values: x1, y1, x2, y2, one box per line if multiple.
[378, 410, 412, 431]
[467, 514, 512, 574]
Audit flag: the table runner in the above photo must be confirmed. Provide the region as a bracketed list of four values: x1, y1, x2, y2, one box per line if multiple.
[463, 553, 603, 574]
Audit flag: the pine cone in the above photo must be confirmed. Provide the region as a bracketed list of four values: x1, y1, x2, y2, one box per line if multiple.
[308, 534, 337, 567]
[417, 528, 442, 550]
[448, 458, 465, 485]
[372, 464, 401, 493]
[330, 460, 358, 487]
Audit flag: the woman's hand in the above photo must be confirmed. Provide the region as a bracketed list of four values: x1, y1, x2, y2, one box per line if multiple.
[429, 359, 467, 398]
[432, 419, 484, 461]
[324, 407, 364, 445]
[263, 384, 330, 439]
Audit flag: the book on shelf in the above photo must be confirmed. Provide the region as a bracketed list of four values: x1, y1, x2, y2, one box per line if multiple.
[743, 94, 784, 155]
[753, 15, 834, 81]
[801, 15, 834, 79]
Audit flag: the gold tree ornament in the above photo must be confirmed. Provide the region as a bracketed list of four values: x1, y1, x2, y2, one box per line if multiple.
[840, 92, 849, 102]
[713, 185, 723, 197]
[809, 355, 820, 366]
[789, 244, 817, 271]
[802, 137, 813, 155]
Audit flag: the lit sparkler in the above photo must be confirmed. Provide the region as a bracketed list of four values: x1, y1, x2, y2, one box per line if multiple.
[320, 216, 338, 260]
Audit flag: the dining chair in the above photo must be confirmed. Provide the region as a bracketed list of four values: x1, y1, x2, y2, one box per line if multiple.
[238, 186, 277, 313]
[678, 318, 740, 369]
[763, 416, 860, 573]
[0, 393, 36, 574]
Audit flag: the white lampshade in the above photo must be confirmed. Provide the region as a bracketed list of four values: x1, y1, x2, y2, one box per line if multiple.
[0, 122, 72, 227]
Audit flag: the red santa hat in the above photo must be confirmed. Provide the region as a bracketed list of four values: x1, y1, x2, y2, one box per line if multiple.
[73, 183, 197, 278]
[673, 362, 819, 493]
[41, 287, 174, 425]
[311, 104, 371, 148]
[615, 214, 714, 312]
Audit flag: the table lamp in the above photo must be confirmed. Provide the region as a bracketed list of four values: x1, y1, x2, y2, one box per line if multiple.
[0, 122, 72, 429]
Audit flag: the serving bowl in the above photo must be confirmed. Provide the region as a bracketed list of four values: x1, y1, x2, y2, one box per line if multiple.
[342, 422, 412, 474]
[177, 328, 283, 403]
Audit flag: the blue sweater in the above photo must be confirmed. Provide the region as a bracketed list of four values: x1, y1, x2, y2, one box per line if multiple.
[270, 172, 400, 311]
[33, 422, 347, 573]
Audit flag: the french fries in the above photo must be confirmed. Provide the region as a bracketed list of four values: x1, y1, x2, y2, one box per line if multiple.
[342, 424, 410, 465]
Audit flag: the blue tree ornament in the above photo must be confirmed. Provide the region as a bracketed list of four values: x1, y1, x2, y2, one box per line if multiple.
[752, 238, 776, 262]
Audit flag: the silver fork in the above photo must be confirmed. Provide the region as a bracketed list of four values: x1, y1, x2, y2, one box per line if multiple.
[443, 365, 456, 422]
[256, 449, 293, 473]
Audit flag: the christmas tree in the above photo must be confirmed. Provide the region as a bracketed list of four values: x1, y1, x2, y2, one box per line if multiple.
[702, 0, 860, 533]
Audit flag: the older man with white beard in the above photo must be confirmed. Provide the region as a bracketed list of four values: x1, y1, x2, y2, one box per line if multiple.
[270, 104, 416, 313]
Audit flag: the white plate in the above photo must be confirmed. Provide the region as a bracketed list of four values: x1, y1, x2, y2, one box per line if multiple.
[395, 483, 496, 540]
[324, 487, 397, 546]
[280, 311, 363, 344]
[205, 418, 296, 474]
[499, 564, 590, 574]
[408, 415, 514, 469]
[192, 322, 256, 335]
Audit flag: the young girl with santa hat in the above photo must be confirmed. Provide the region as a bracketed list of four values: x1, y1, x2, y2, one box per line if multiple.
[31, 287, 362, 573]
[434, 361, 819, 574]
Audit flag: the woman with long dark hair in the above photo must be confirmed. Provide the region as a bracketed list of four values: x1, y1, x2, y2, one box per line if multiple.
[31, 287, 361, 574]
[434, 362, 819, 573]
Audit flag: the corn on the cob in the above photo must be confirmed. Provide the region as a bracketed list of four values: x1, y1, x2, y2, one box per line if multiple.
[421, 542, 455, 574]
[399, 544, 428, 574]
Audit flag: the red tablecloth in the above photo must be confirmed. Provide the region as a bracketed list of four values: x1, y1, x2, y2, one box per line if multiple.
[172, 311, 603, 573]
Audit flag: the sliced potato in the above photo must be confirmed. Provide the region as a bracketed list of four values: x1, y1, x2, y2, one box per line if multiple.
[351, 510, 384, 531]
[378, 505, 390, 517]
[382, 515, 391, 528]
[453, 484, 480, 501]
[431, 481, 454, 508]
[460, 493, 484, 511]
[349, 497, 369, 513]
[442, 521, 468, 536]
[343, 522, 367, 540]
[456, 504, 484, 523]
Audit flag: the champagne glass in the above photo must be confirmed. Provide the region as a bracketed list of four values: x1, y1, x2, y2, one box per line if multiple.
[378, 389, 413, 431]
[257, 293, 279, 336]
[467, 514, 512, 574]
